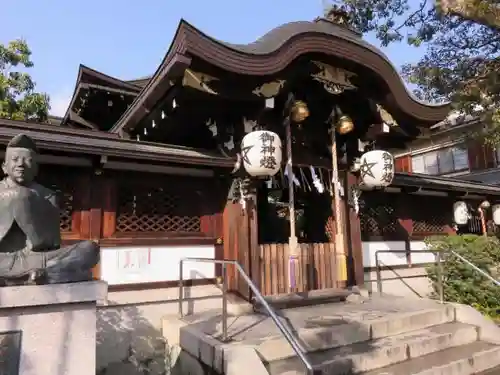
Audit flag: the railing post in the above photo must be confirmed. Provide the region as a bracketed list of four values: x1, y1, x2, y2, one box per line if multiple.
[179, 257, 314, 375]
[435, 251, 444, 304]
[178, 259, 184, 317]
[222, 263, 228, 342]
[375, 252, 383, 295]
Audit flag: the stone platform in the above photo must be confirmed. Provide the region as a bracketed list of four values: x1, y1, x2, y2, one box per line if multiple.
[176, 294, 500, 375]
[0, 281, 107, 375]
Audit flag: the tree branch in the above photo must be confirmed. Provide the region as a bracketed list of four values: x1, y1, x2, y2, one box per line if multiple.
[438, 0, 500, 30]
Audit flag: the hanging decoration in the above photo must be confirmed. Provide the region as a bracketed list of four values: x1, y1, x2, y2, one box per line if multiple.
[310, 61, 357, 95]
[493, 204, 500, 225]
[241, 130, 282, 177]
[290, 101, 310, 123]
[479, 200, 491, 237]
[336, 115, 355, 135]
[309, 166, 324, 194]
[349, 185, 362, 214]
[359, 150, 395, 188]
[453, 201, 470, 225]
[284, 164, 301, 187]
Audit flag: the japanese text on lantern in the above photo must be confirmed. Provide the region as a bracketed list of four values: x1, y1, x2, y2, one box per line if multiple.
[259, 132, 277, 170]
[381, 152, 394, 184]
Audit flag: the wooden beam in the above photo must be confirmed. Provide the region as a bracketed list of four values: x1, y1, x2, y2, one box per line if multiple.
[81, 82, 138, 97]
[110, 53, 191, 135]
[68, 111, 99, 130]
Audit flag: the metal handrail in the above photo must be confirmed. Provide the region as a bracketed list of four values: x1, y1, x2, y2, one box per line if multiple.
[448, 249, 500, 287]
[375, 249, 500, 302]
[375, 250, 444, 303]
[178, 257, 315, 375]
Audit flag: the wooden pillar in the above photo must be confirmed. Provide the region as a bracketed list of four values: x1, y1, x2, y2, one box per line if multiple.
[89, 172, 106, 279]
[222, 199, 252, 300]
[248, 194, 260, 297]
[344, 171, 364, 287]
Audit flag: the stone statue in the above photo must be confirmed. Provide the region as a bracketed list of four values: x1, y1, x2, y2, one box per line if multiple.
[0, 134, 99, 285]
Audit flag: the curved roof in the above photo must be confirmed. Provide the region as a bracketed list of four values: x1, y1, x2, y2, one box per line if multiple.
[61, 65, 142, 129]
[111, 18, 451, 134]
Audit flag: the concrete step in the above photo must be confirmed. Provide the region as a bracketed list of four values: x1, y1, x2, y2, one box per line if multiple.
[250, 306, 455, 362]
[253, 288, 352, 312]
[363, 341, 500, 375]
[268, 322, 478, 375]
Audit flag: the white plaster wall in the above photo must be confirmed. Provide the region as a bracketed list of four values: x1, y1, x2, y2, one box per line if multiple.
[362, 240, 435, 268]
[100, 245, 216, 286]
[362, 241, 436, 299]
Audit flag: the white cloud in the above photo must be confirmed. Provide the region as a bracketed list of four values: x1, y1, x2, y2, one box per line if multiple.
[49, 90, 72, 117]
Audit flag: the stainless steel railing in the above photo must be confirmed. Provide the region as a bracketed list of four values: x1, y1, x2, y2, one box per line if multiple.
[178, 257, 315, 375]
[375, 250, 444, 303]
[375, 249, 500, 302]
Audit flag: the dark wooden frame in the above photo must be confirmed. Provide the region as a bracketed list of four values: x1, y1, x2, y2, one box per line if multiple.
[110, 19, 450, 135]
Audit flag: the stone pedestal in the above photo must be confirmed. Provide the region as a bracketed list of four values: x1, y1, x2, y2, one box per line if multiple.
[0, 281, 107, 375]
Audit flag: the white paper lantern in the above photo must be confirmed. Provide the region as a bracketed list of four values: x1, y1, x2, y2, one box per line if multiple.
[453, 201, 470, 225]
[241, 130, 282, 177]
[492, 204, 500, 225]
[359, 150, 394, 188]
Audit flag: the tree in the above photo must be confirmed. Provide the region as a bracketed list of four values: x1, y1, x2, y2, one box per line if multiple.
[327, 0, 500, 145]
[0, 39, 50, 122]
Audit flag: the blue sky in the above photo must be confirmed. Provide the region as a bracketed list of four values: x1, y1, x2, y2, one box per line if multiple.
[2, 0, 425, 116]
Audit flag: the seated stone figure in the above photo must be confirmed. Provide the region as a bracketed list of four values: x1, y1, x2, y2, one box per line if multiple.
[0, 134, 99, 285]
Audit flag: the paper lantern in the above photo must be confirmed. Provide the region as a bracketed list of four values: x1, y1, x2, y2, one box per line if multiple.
[493, 204, 500, 225]
[453, 201, 470, 225]
[241, 130, 282, 177]
[359, 150, 394, 188]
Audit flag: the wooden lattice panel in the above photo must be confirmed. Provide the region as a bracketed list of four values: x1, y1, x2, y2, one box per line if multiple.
[411, 196, 451, 234]
[412, 217, 448, 233]
[37, 168, 75, 232]
[116, 181, 202, 233]
[359, 193, 398, 237]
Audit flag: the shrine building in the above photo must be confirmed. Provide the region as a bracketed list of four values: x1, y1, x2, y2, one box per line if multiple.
[3, 12, 500, 298]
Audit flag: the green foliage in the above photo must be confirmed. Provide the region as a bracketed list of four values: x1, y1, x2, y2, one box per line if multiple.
[0, 39, 50, 122]
[425, 235, 500, 319]
[325, 0, 500, 144]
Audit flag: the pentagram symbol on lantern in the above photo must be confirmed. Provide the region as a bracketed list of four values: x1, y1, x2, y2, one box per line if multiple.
[359, 158, 377, 180]
[241, 145, 253, 165]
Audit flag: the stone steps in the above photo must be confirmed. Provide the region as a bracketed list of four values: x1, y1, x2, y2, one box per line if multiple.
[253, 288, 352, 312]
[250, 306, 455, 362]
[176, 297, 500, 375]
[363, 341, 500, 375]
[268, 322, 479, 375]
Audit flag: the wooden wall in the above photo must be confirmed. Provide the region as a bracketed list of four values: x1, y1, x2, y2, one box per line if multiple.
[359, 191, 456, 241]
[467, 142, 496, 171]
[35, 165, 226, 287]
[395, 155, 412, 173]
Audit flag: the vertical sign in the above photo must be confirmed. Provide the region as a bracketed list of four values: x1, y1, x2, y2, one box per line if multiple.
[116, 248, 152, 278]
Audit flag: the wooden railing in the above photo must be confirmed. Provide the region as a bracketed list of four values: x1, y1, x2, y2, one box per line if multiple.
[258, 242, 345, 296]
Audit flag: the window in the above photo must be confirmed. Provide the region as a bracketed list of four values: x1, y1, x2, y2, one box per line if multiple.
[411, 146, 469, 175]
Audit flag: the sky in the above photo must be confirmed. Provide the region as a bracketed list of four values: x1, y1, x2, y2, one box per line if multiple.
[2, 0, 426, 117]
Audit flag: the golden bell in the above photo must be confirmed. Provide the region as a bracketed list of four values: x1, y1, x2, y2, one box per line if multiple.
[336, 115, 355, 134]
[290, 100, 310, 123]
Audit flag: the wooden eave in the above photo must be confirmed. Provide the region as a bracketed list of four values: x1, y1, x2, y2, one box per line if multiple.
[110, 18, 451, 136]
[61, 65, 142, 127]
[126, 76, 151, 87]
[0, 119, 235, 168]
[392, 172, 500, 196]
